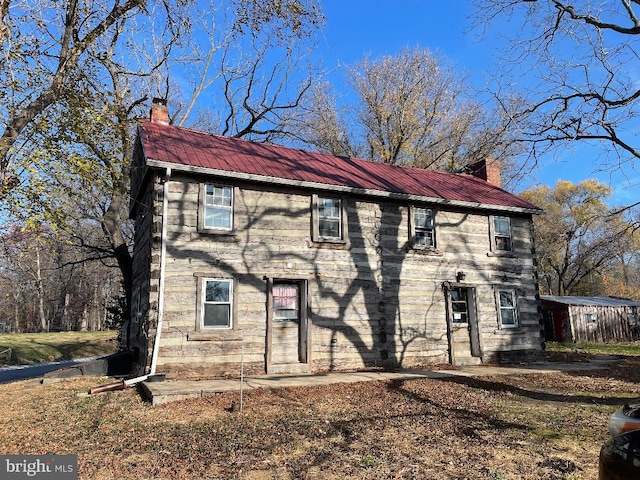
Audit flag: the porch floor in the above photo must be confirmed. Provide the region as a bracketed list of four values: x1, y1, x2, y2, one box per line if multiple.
[140, 355, 618, 406]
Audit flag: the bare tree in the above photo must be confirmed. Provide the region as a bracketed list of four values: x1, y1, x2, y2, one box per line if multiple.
[0, 223, 122, 332]
[602, 216, 640, 299]
[169, 0, 322, 144]
[295, 81, 359, 158]
[221, 43, 314, 142]
[0, 227, 52, 332]
[295, 47, 521, 180]
[474, 0, 640, 205]
[229, 0, 322, 41]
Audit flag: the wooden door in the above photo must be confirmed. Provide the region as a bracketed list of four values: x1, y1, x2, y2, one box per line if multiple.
[271, 282, 302, 365]
[467, 288, 481, 357]
[446, 285, 482, 364]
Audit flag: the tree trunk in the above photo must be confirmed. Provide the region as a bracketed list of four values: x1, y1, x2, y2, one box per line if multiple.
[80, 307, 88, 332]
[91, 285, 99, 331]
[35, 245, 48, 332]
[102, 176, 133, 321]
[13, 291, 20, 333]
[63, 293, 70, 331]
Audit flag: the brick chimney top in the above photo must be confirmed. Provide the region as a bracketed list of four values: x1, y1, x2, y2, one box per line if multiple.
[150, 98, 169, 125]
[467, 159, 501, 188]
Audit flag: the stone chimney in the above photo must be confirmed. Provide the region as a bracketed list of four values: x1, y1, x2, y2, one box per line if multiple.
[150, 97, 169, 125]
[467, 159, 501, 187]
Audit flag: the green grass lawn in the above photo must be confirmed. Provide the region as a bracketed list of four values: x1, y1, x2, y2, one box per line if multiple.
[0, 331, 119, 365]
[546, 341, 640, 356]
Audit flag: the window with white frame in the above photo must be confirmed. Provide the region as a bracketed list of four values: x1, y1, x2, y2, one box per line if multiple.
[316, 196, 343, 240]
[202, 184, 233, 230]
[585, 313, 597, 326]
[201, 278, 233, 328]
[412, 207, 435, 248]
[492, 216, 512, 252]
[497, 289, 518, 328]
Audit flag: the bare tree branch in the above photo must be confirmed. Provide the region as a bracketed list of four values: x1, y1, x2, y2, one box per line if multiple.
[475, 0, 640, 193]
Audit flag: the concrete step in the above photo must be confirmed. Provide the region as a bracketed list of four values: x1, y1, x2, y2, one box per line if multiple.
[453, 356, 482, 366]
[269, 363, 309, 374]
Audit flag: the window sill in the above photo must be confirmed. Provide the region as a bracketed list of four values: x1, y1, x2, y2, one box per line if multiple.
[197, 227, 236, 236]
[193, 231, 239, 243]
[493, 327, 521, 334]
[408, 246, 443, 256]
[188, 331, 242, 342]
[311, 240, 349, 249]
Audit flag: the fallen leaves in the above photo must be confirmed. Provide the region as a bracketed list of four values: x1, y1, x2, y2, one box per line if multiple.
[0, 358, 638, 479]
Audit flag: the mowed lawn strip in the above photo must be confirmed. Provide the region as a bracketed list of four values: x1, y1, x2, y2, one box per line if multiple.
[0, 331, 118, 365]
[547, 340, 640, 357]
[1, 353, 639, 479]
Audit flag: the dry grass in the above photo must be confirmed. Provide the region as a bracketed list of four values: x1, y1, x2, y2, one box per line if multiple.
[1, 358, 639, 480]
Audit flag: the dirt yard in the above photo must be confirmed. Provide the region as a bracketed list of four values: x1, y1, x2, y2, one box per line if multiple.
[0, 357, 638, 479]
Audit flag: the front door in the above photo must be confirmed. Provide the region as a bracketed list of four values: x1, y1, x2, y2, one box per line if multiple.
[446, 285, 482, 364]
[268, 280, 309, 373]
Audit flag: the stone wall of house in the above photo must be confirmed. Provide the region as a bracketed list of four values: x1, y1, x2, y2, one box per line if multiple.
[140, 172, 542, 378]
[128, 174, 162, 376]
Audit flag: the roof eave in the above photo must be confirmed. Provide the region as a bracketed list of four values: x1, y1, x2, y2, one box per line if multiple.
[145, 159, 543, 215]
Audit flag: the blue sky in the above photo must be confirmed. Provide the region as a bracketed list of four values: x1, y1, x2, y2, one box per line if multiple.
[312, 1, 639, 205]
[318, 1, 486, 72]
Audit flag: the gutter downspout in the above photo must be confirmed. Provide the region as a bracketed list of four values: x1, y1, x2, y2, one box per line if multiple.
[126, 167, 171, 386]
[150, 167, 171, 375]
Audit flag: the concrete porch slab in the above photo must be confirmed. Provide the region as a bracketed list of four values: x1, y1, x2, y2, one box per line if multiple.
[139, 356, 618, 406]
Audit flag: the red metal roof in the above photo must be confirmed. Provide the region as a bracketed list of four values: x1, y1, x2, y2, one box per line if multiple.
[138, 119, 541, 212]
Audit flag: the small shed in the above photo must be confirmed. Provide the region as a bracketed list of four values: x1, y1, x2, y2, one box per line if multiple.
[540, 296, 640, 343]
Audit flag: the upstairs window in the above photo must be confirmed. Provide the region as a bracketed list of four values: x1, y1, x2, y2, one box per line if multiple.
[318, 197, 342, 239]
[200, 184, 233, 232]
[497, 289, 518, 328]
[492, 216, 512, 252]
[412, 206, 435, 248]
[312, 194, 348, 244]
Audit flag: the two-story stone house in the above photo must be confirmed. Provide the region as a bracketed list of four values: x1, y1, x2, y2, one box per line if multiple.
[126, 100, 543, 379]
